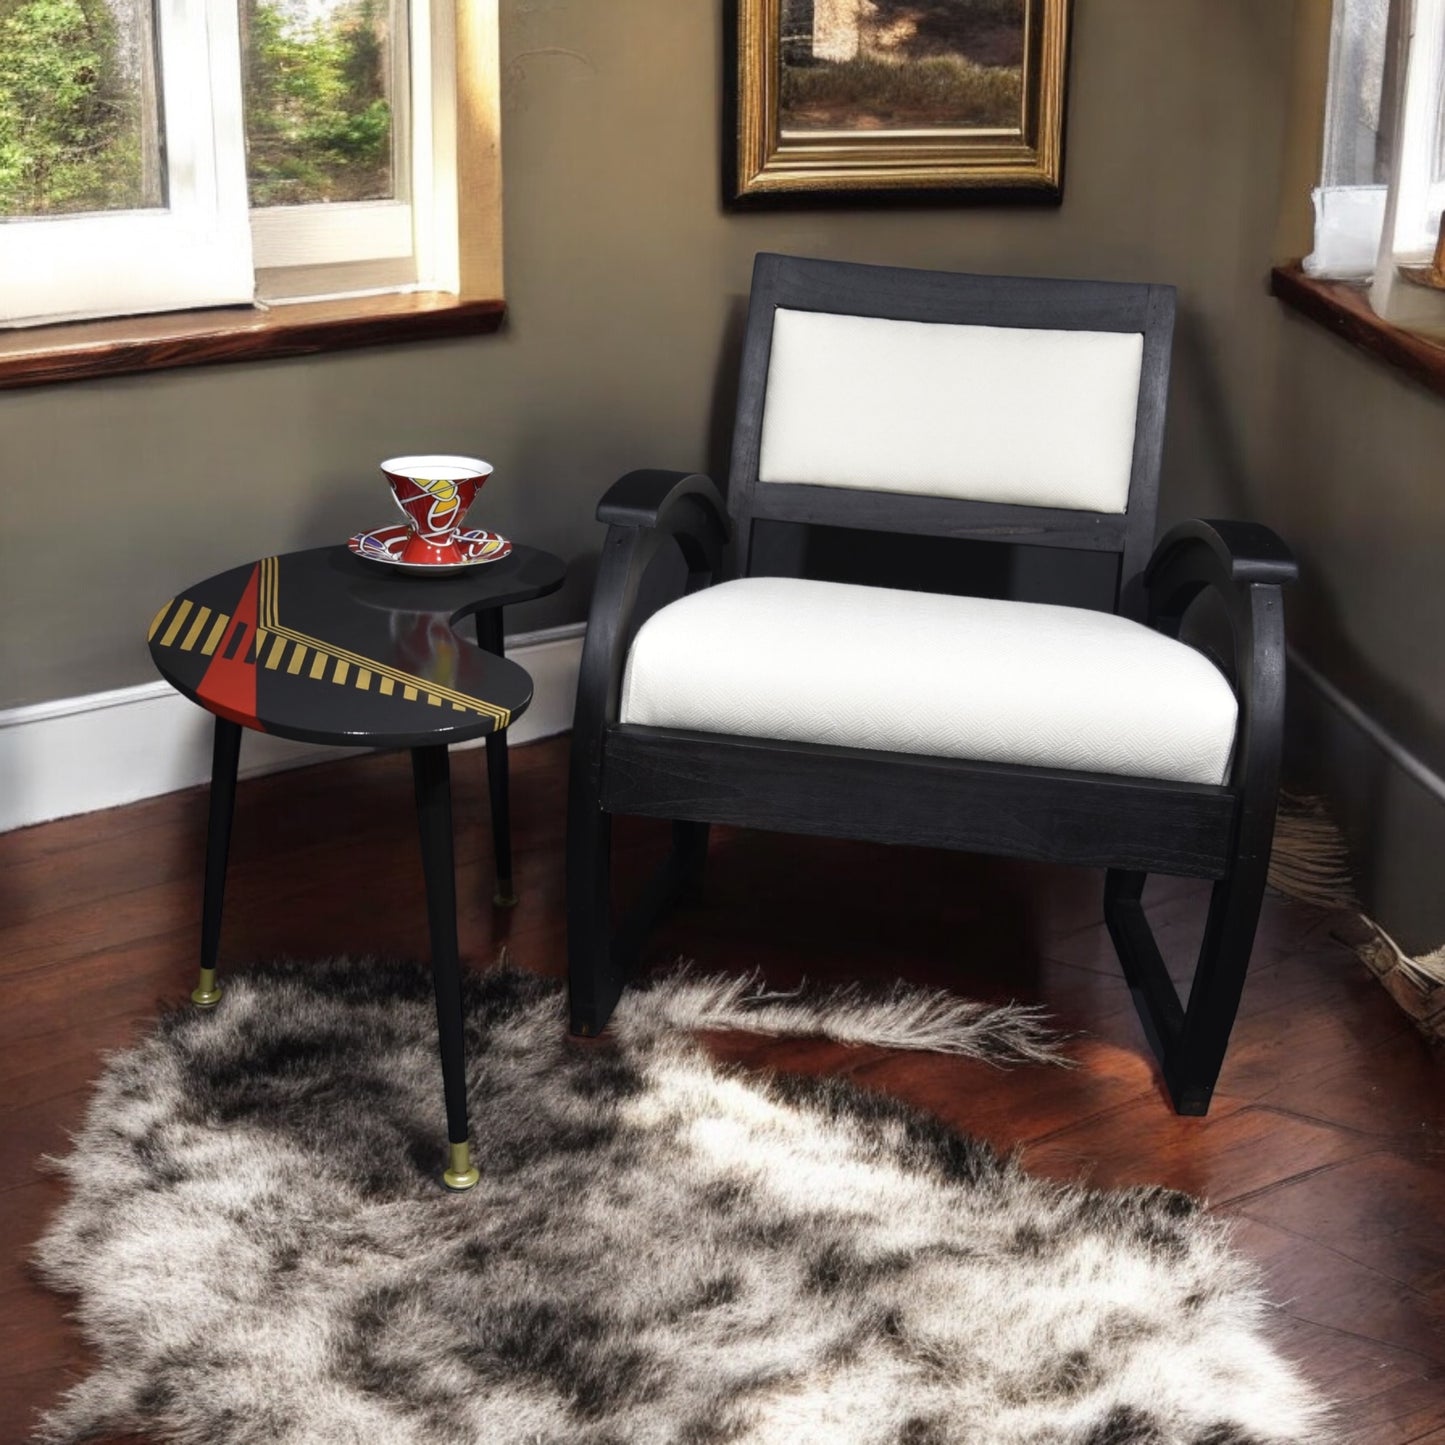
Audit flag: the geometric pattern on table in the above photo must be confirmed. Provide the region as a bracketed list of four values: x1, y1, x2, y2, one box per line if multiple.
[148, 549, 535, 746]
[621, 575, 1240, 786]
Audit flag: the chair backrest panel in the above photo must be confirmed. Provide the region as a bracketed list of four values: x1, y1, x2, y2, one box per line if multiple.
[727, 254, 1176, 618]
[758, 308, 1145, 514]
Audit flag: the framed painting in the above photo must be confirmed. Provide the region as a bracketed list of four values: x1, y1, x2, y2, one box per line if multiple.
[727, 0, 1070, 203]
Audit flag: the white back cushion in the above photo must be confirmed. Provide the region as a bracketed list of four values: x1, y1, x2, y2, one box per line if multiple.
[756, 308, 1145, 514]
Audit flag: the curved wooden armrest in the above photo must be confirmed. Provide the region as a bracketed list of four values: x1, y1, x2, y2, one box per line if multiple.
[597, 469, 730, 538]
[1142, 518, 1293, 799]
[571, 471, 730, 796]
[1145, 519, 1298, 595]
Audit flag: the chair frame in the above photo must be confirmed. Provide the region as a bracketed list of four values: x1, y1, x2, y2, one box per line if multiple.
[567, 253, 1297, 1115]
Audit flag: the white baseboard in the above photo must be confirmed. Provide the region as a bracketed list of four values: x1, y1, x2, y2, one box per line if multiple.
[0, 623, 584, 834]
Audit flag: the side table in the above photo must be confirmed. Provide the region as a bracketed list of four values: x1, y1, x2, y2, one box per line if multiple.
[148, 542, 566, 1189]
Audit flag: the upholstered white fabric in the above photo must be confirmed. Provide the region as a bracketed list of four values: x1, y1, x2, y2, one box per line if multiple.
[620, 578, 1238, 786]
[756, 309, 1145, 514]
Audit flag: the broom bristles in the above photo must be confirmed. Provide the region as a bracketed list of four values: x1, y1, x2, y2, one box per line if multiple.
[1268, 791, 1362, 912]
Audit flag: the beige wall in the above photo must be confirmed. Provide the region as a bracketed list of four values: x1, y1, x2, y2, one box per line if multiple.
[4, 0, 1442, 830]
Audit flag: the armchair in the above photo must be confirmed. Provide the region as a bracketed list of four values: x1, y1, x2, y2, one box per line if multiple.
[567, 253, 1297, 1116]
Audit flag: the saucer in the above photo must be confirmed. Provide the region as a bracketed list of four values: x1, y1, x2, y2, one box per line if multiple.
[348, 524, 513, 572]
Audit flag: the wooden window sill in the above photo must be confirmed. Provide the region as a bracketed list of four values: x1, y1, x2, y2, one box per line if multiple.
[1271, 263, 1445, 402]
[0, 291, 505, 391]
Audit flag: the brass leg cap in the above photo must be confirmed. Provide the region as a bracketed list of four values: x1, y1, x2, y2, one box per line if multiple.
[493, 880, 518, 908]
[191, 970, 223, 1008]
[443, 1142, 480, 1192]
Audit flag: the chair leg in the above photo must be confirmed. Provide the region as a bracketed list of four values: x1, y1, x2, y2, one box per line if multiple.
[672, 819, 709, 897]
[193, 717, 241, 1008]
[566, 815, 710, 1038]
[412, 744, 478, 1192]
[1104, 864, 1268, 1117]
[1165, 868, 1269, 1115]
[566, 801, 620, 1038]
[1104, 868, 1183, 1070]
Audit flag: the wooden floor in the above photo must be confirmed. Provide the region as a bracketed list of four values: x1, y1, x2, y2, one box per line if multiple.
[2, 734, 1443, 1443]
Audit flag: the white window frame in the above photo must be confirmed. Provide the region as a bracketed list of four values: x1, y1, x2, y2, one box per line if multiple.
[1379, 0, 1444, 261]
[0, 0, 254, 328]
[1370, 0, 1445, 330]
[0, 0, 460, 327]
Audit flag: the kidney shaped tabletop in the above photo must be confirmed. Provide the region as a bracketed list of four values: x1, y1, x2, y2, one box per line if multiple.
[148, 544, 566, 750]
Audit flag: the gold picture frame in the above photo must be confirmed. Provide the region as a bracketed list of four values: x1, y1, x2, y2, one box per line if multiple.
[728, 0, 1070, 203]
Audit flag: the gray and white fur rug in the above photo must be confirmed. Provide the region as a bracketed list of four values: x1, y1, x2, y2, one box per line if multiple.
[33, 958, 1329, 1445]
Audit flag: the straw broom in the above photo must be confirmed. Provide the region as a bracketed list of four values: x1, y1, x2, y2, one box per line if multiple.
[1269, 792, 1445, 1040]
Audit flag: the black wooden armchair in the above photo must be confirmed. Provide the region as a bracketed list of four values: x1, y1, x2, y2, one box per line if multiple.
[567, 253, 1297, 1116]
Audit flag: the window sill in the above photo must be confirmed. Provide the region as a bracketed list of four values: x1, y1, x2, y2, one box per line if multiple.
[1270, 263, 1445, 402]
[0, 291, 505, 391]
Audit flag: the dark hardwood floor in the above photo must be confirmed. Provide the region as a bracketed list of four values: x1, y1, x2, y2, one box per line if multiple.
[2, 735, 1442, 1443]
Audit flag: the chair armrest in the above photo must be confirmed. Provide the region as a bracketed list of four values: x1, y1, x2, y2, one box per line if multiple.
[1144, 519, 1298, 593]
[570, 472, 730, 799]
[1142, 518, 1294, 801]
[596, 469, 730, 538]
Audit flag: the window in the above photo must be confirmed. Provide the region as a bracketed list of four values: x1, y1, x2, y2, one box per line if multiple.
[1307, 0, 1445, 311]
[0, 0, 460, 328]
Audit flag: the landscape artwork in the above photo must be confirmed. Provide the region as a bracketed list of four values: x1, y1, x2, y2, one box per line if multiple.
[729, 0, 1068, 202]
[779, 0, 1024, 134]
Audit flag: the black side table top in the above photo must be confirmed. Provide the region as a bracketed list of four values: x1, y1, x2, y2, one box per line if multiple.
[149, 544, 566, 749]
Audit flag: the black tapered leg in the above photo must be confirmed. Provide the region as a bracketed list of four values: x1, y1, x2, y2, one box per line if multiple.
[193, 717, 242, 1008]
[475, 609, 516, 907]
[411, 743, 478, 1191]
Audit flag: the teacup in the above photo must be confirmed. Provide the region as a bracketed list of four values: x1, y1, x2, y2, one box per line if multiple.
[380, 455, 493, 565]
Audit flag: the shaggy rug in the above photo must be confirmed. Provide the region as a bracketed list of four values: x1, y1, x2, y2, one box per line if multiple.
[34, 958, 1330, 1445]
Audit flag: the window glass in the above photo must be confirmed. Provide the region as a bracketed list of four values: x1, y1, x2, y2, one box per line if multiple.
[1321, 0, 1394, 187]
[240, 0, 398, 207]
[0, 0, 165, 217]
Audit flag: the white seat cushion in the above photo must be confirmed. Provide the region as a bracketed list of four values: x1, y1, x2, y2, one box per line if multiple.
[620, 578, 1238, 786]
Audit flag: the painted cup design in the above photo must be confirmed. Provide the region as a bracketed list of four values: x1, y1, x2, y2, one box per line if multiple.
[380, 455, 493, 565]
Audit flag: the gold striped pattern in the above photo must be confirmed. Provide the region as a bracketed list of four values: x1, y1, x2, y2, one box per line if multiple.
[150, 598, 233, 654]
[255, 556, 509, 724]
[179, 606, 211, 652]
[201, 613, 229, 656]
[158, 600, 193, 647]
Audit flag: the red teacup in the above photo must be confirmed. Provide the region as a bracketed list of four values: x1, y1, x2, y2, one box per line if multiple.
[379, 455, 493, 564]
